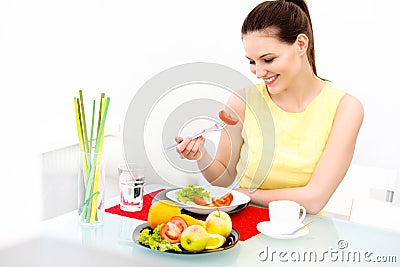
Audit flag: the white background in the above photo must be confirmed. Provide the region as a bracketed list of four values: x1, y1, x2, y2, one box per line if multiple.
[1, 0, 399, 246]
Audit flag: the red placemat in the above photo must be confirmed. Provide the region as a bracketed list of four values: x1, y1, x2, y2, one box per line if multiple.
[105, 189, 164, 221]
[105, 189, 269, 241]
[231, 205, 269, 241]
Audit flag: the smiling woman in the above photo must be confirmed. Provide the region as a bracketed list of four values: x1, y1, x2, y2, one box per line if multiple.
[176, 0, 364, 215]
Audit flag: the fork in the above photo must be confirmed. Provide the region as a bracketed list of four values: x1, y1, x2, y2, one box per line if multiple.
[165, 122, 226, 151]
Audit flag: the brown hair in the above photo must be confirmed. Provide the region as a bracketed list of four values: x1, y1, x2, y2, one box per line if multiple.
[242, 0, 317, 76]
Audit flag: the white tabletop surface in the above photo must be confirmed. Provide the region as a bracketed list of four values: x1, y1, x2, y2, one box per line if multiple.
[1, 185, 400, 267]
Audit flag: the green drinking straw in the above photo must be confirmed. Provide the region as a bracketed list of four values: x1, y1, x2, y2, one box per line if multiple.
[77, 98, 90, 171]
[89, 100, 96, 155]
[96, 93, 105, 138]
[79, 90, 89, 154]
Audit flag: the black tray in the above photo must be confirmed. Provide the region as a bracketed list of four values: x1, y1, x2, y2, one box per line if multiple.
[133, 222, 239, 254]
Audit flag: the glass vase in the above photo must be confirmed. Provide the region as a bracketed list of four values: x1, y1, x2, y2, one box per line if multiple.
[78, 150, 105, 226]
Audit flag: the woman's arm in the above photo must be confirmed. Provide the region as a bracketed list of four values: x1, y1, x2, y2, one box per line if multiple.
[236, 94, 364, 214]
[177, 89, 246, 186]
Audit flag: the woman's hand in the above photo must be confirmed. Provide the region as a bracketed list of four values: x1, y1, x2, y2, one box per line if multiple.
[175, 136, 205, 161]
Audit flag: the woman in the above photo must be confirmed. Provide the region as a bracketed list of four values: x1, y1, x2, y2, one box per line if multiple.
[176, 0, 363, 214]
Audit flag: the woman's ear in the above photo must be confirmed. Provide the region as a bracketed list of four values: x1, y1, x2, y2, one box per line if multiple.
[296, 34, 309, 56]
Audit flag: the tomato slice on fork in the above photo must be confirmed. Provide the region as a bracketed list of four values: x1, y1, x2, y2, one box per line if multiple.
[218, 110, 239, 126]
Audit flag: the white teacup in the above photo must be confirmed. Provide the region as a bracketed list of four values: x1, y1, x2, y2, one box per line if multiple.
[268, 200, 306, 234]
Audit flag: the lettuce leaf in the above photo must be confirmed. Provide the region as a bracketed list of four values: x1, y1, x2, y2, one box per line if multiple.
[175, 185, 210, 204]
[138, 224, 182, 252]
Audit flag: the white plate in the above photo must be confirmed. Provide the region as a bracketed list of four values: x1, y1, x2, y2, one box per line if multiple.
[166, 186, 250, 215]
[256, 221, 309, 240]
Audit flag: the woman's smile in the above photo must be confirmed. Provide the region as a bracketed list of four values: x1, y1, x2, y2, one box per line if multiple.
[264, 74, 279, 86]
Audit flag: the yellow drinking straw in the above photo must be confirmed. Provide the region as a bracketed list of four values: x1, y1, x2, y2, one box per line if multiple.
[79, 90, 90, 154]
[89, 97, 106, 222]
[74, 98, 88, 180]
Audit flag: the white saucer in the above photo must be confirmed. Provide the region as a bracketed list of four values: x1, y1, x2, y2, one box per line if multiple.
[256, 221, 309, 240]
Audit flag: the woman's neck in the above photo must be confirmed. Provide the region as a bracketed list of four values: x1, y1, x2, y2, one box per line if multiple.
[269, 67, 324, 113]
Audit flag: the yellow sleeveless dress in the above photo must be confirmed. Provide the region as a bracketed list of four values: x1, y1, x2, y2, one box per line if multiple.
[237, 82, 345, 189]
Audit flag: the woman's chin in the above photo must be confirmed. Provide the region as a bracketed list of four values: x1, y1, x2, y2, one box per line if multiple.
[266, 84, 282, 95]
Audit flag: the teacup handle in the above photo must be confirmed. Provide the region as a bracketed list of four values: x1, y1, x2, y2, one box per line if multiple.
[298, 205, 306, 223]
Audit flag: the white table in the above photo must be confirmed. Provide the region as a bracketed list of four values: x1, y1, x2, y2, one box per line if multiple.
[1, 185, 400, 267]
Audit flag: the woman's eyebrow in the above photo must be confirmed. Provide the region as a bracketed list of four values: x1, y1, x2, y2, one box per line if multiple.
[245, 53, 274, 60]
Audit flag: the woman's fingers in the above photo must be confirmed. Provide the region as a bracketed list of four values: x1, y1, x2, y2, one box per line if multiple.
[176, 136, 205, 160]
[174, 136, 183, 143]
[191, 139, 204, 160]
[176, 137, 191, 153]
[191, 137, 205, 154]
[186, 137, 203, 158]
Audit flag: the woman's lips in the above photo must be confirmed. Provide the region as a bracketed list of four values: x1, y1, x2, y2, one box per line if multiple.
[264, 74, 279, 86]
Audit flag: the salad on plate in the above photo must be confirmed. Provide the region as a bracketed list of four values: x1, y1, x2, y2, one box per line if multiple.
[166, 185, 250, 215]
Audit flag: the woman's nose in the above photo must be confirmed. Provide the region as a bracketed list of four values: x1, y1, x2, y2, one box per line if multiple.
[255, 64, 266, 79]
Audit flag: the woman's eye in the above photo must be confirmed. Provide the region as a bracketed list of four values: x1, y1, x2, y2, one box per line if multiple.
[248, 58, 274, 65]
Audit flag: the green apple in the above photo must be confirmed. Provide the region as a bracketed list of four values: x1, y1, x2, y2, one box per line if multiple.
[205, 210, 232, 238]
[180, 225, 209, 251]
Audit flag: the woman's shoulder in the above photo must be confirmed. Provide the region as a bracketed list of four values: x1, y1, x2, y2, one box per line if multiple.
[325, 83, 363, 110]
[323, 82, 346, 96]
[339, 93, 364, 116]
[326, 82, 362, 109]
[330, 84, 364, 125]
[225, 82, 267, 122]
[229, 83, 266, 109]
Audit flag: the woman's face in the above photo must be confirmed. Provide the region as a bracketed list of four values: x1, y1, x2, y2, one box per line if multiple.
[242, 31, 303, 94]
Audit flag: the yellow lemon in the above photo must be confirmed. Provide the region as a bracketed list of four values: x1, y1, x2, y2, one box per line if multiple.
[205, 233, 226, 250]
[147, 200, 181, 229]
[176, 214, 206, 228]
